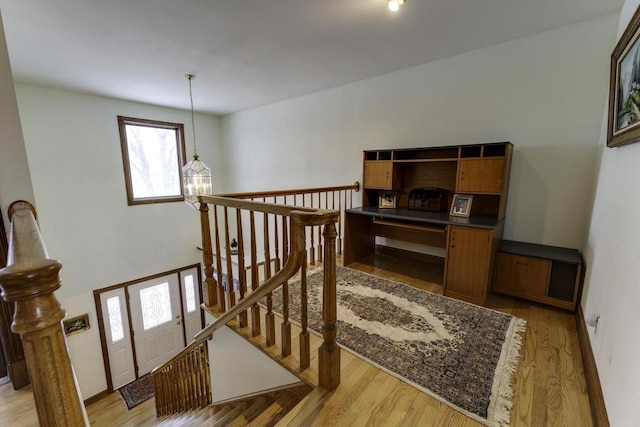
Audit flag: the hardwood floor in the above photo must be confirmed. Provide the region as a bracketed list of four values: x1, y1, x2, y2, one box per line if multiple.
[343, 253, 592, 426]
[0, 253, 592, 426]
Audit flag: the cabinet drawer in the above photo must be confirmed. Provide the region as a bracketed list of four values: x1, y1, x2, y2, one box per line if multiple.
[494, 253, 550, 297]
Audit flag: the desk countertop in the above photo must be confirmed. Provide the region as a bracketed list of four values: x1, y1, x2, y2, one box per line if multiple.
[498, 240, 582, 264]
[346, 207, 503, 230]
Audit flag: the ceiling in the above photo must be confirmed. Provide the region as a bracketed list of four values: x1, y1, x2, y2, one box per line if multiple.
[0, 0, 623, 115]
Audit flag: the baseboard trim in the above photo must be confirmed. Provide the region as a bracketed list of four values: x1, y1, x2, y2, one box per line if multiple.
[576, 305, 609, 427]
[84, 389, 109, 406]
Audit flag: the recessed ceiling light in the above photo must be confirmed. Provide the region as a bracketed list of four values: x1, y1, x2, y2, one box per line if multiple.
[388, 0, 405, 12]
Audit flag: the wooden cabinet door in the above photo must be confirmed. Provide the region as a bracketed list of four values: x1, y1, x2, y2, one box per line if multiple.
[363, 161, 393, 189]
[457, 158, 505, 193]
[494, 253, 550, 297]
[444, 226, 492, 305]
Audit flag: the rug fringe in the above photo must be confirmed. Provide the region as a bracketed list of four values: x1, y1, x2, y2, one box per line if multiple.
[488, 317, 527, 426]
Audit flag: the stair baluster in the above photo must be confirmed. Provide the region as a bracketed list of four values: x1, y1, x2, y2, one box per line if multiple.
[249, 210, 261, 336]
[235, 208, 248, 328]
[213, 205, 225, 311]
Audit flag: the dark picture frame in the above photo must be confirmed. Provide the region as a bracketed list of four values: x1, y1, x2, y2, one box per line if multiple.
[64, 313, 90, 336]
[450, 194, 473, 217]
[608, 5, 640, 147]
[378, 191, 397, 209]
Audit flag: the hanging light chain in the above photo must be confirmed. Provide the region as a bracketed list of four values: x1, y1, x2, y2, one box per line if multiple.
[186, 74, 198, 157]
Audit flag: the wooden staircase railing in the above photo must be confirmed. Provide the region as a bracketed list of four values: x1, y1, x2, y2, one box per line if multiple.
[152, 191, 345, 417]
[217, 182, 359, 267]
[0, 201, 89, 427]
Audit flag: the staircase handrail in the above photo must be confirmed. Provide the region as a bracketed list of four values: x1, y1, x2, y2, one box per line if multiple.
[151, 195, 340, 417]
[150, 208, 329, 375]
[215, 182, 360, 200]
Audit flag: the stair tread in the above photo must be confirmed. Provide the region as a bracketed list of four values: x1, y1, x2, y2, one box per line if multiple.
[226, 396, 268, 426]
[211, 401, 249, 427]
[246, 386, 313, 426]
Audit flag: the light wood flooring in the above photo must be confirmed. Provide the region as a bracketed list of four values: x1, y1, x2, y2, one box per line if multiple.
[0, 253, 592, 426]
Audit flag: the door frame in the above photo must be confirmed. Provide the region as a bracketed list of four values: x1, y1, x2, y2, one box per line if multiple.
[93, 264, 203, 392]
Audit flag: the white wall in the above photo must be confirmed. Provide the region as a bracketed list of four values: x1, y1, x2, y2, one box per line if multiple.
[14, 84, 222, 399]
[0, 11, 34, 228]
[221, 14, 618, 250]
[582, 1, 640, 425]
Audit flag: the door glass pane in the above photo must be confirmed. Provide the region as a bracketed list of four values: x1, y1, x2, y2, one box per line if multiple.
[139, 282, 172, 330]
[107, 296, 124, 343]
[184, 275, 196, 313]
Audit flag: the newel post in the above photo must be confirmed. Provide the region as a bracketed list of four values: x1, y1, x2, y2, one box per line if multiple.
[0, 201, 89, 427]
[199, 201, 217, 307]
[318, 221, 340, 390]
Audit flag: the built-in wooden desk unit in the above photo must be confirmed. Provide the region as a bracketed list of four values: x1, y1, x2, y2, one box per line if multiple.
[344, 142, 513, 306]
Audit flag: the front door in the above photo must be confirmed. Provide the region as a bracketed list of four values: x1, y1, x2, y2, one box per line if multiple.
[128, 275, 184, 376]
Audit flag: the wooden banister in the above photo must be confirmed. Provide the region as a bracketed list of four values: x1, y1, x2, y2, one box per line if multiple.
[152, 194, 341, 417]
[215, 183, 359, 265]
[189, 208, 337, 342]
[0, 201, 89, 427]
[215, 182, 360, 200]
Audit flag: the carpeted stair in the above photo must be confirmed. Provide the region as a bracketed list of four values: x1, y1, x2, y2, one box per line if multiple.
[154, 382, 312, 426]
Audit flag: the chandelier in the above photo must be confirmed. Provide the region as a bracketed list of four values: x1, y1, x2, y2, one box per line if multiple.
[182, 74, 213, 210]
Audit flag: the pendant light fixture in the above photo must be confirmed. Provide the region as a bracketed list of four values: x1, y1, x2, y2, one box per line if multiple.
[182, 73, 213, 210]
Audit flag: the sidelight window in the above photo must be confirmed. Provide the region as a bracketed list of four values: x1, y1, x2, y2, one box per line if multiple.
[106, 296, 124, 343]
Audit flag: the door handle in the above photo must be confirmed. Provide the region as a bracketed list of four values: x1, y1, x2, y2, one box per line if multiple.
[177, 321, 181, 325]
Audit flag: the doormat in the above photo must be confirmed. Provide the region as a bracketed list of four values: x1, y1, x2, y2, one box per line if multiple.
[118, 374, 155, 410]
[269, 266, 527, 426]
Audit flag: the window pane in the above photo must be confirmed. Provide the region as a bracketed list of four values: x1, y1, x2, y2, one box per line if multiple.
[139, 282, 173, 330]
[107, 296, 124, 343]
[125, 124, 181, 198]
[184, 275, 196, 313]
[118, 116, 186, 205]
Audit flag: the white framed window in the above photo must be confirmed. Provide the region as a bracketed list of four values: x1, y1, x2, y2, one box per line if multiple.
[118, 116, 186, 205]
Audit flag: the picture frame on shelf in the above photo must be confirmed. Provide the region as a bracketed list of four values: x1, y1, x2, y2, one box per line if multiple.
[378, 191, 397, 209]
[450, 194, 473, 217]
[63, 313, 90, 336]
[608, 4, 640, 147]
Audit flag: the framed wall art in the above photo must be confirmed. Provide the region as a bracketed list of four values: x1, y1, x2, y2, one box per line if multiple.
[63, 313, 90, 336]
[608, 5, 640, 147]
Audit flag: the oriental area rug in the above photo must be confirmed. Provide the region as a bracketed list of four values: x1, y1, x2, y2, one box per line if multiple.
[270, 266, 527, 427]
[118, 374, 155, 410]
